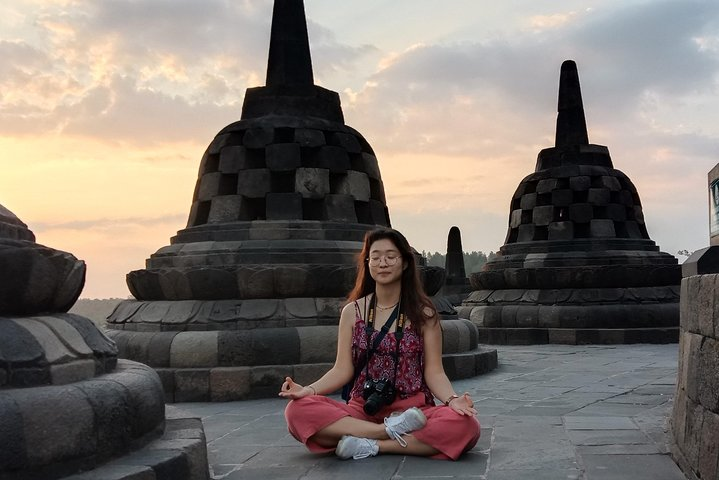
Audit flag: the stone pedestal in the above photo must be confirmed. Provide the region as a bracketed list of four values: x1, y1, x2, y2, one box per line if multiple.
[0, 204, 208, 480]
[106, 0, 493, 401]
[459, 60, 680, 344]
[670, 249, 719, 480]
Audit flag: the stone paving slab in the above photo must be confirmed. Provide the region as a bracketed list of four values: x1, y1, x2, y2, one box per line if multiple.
[171, 344, 689, 479]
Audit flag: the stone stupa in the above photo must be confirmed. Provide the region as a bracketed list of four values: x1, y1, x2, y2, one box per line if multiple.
[458, 60, 681, 345]
[0, 204, 208, 480]
[106, 0, 493, 401]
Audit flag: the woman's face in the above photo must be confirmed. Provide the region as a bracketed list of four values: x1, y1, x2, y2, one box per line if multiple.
[367, 238, 406, 286]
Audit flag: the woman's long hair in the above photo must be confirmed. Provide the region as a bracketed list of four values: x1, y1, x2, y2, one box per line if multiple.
[347, 228, 437, 331]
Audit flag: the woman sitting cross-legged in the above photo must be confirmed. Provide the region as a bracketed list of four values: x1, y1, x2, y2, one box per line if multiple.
[279, 228, 480, 460]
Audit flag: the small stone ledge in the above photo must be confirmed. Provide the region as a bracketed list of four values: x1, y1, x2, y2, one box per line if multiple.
[61, 418, 209, 480]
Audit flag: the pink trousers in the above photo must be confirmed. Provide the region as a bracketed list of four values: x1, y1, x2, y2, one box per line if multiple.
[284, 392, 480, 460]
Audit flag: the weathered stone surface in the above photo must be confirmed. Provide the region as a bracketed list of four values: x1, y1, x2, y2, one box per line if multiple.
[170, 332, 219, 368]
[219, 146, 247, 173]
[295, 168, 329, 198]
[208, 195, 245, 223]
[336, 171, 370, 201]
[266, 143, 301, 171]
[294, 128, 325, 147]
[315, 145, 350, 172]
[266, 192, 302, 219]
[210, 367, 251, 401]
[175, 369, 211, 402]
[324, 194, 357, 222]
[13, 384, 96, 466]
[237, 168, 271, 198]
[0, 393, 27, 470]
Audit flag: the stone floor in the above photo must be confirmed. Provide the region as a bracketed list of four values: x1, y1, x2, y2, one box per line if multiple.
[169, 344, 688, 480]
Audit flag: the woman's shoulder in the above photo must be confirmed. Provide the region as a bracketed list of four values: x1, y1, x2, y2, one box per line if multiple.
[341, 296, 370, 321]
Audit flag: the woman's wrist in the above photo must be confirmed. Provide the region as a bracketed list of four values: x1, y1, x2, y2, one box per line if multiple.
[307, 384, 317, 395]
[444, 394, 459, 406]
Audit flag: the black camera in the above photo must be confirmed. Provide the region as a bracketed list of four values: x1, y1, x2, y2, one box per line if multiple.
[362, 378, 396, 415]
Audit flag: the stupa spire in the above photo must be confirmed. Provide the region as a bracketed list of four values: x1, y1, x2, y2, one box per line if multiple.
[266, 0, 314, 86]
[555, 60, 589, 147]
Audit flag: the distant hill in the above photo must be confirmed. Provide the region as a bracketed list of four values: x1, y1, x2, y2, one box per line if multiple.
[69, 298, 125, 326]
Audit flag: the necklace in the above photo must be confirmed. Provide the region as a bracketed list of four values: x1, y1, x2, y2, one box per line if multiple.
[376, 301, 399, 311]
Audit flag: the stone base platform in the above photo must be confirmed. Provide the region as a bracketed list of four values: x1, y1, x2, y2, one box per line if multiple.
[63, 417, 208, 480]
[107, 319, 498, 402]
[477, 326, 679, 345]
[150, 347, 499, 403]
[460, 287, 679, 345]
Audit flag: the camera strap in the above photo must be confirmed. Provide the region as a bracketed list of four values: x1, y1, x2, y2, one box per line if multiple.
[363, 293, 405, 385]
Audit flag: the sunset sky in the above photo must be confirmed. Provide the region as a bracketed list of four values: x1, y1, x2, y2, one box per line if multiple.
[1, 0, 717, 298]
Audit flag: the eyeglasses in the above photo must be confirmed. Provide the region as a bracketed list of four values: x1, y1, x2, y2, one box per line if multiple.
[367, 255, 401, 266]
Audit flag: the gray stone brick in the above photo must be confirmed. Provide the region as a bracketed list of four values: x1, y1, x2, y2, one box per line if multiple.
[250, 366, 289, 399]
[590, 219, 615, 237]
[274, 266, 310, 297]
[0, 393, 26, 470]
[698, 337, 719, 413]
[548, 221, 574, 241]
[551, 189, 573, 207]
[698, 275, 717, 338]
[12, 384, 95, 466]
[210, 367, 251, 401]
[532, 206, 555, 226]
[208, 195, 245, 223]
[587, 188, 611, 205]
[329, 132, 361, 153]
[169, 332, 219, 368]
[0, 317, 45, 365]
[293, 363, 332, 387]
[266, 143, 301, 171]
[12, 318, 75, 364]
[520, 193, 537, 210]
[510, 209, 523, 228]
[536, 179, 558, 194]
[285, 298, 317, 319]
[266, 192, 302, 220]
[600, 175, 622, 191]
[242, 127, 274, 148]
[294, 128, 325, 147]
[316, 145, 351, 173]
[517, 224, 535, 242]
[569, 175, 591, 191]
[684, 398, 704, 466]
[197, 172, 223, 201]
[175, 369, 211, 402]
[50, 359, 96, 385]
[207, 133, 230, 155]
[362, 153, 381, 179]
[295, 168, 330, 198]
[219, 146, 248, 173]
[336, 171, 370, 201]
[699, 409, 719, 480]
[324, 194, 357, 222]
[297, 326, 336, 363]
[606, 203, 627, 221]
[369, 199, 388, 224]
[237, 169, 270, 198]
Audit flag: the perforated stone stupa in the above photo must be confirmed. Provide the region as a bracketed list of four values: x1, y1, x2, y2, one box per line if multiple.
[0, 204, 208, 480]
[458, 60, 681, 345]
[106, 0, 493, 401]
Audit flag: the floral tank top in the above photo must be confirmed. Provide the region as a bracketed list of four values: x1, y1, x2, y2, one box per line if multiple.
[349, 301, 434, 405]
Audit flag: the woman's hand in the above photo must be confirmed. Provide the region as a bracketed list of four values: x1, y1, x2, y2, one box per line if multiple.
[447, 392, 477, 416]
[278, 376, 314, 400]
